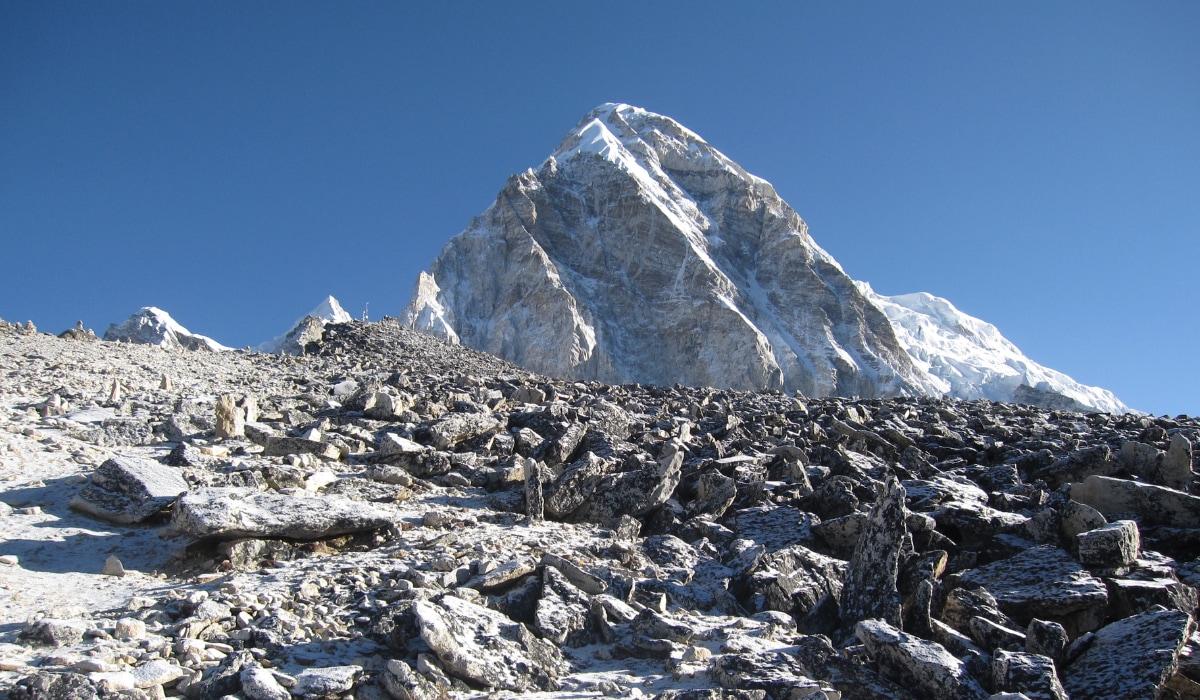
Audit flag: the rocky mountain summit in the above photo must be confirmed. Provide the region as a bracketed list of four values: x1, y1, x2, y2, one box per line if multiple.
[104, 308, 229, 353]
[258, 296, 356, 356]
[402, 103, 1127, 413]
[0, 317, 1195, 698]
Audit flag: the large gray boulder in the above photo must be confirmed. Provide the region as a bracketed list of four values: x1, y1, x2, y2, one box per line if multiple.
[171, 487, 393, 540]
[1071, 475, 1200, 528]
[958, 545, 1109, 637]
[572, 439, 684, 526]
[856, 618, 989, 700]
[413, 594, 566, 692]
[1075, 520, 1140, 569]
[69, 456, 188, 524]
[1063, 607, 1194, 700]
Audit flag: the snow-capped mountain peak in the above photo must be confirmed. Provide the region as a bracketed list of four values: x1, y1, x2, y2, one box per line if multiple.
[258, 295, 354, 354]
[857, 282, 1128, 413]
[402, 103, 1128, 413]
[103, 307, 229, 352]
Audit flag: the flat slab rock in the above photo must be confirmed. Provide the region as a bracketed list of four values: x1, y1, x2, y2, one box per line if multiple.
[958, 545, 1108, 630]
[1071, 475, 1200, 528]
[69, 455, 188, 524]
[170, 487, 393, 540]
[414, 594, 566, 692]
[1063, 607, 1194, 700]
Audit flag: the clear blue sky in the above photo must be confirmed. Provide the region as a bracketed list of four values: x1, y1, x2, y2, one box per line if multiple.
[2, 2, 1197, 415]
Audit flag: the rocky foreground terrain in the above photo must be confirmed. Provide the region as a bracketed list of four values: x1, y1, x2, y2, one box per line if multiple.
[1, 316, 1198, 699]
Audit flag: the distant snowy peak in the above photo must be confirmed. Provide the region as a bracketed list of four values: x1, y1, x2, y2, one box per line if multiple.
[103, 307, 229, 352]
[306, 295, 354, 325]
[258, 295, 354, 355]
[400, 273, 459, 344]
[859, 283, 1129, 413]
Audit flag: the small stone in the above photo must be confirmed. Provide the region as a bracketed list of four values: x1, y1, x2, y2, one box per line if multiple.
[0, 554, 18, 566]
[131, 659, 186, 689]
[214, 394, 246, 438]
[291, 665, 361, 696]
[241, 666, 292, 700]
[102, 555, 126, 577]
[114, 617, 146, 640]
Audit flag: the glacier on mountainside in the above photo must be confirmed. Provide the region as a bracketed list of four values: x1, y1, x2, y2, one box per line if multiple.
[104, 307, 229, 352]
[857, 283, 1127, 413]
[402, 103, 1128, 412]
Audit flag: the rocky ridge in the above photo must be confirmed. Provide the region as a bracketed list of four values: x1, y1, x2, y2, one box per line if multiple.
[1, 317, 1197, 699]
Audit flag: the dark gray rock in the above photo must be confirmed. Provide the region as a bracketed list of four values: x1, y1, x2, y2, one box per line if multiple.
[959, 545, 1109, 636]
[534, 565, 593, 646]
[840, 476, 907, 630]
[414, 594, 566, 692]
[524, 457, 545, 522]
[381, 658, 446, 700]
[690, 469, 737, 518]
[541, 553, 607, 595]
[1163, 433, 1194, 491]
[1076, 519, 1140, 569]
[171, 487, 392, 540]
[25, 618, 91, 647]
[1035, 445, 1115, 487]
[856, 618, 989, 700]
[737, 543, 844, 618]
[291, 665, 361, 697]
[1063, 607, 1194, 700]
[992, 650, 1067, 700]
[732, 505, 815, 553]
[544, 451, 614, 518]
[1025, 619, 1069, 665]
[197, 650, 256, 700]
[572, 439, 684, 526]
[7, 672, 100, 700]
[1059, 499, 1108, 541]
[792, 634, 918, 699]
[429, 412, 502, 450]
[708, 651, 830, 698]
[968, 615, 1026, 653]
[262, 435, 340, 460]
[1106, 576, 1199, 618]
[68, 455, 188, 524]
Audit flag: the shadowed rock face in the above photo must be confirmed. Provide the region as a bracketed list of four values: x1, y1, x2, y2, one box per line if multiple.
[403, 104, 927, 399]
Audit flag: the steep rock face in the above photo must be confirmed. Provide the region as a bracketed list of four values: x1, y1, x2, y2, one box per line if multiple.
[403, 103, 1126, 411]
[403, 104, 926, 399]
[103, 307, 228, 352]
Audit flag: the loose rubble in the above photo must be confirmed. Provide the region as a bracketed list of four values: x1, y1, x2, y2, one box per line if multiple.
[1, 317, 1199, 699]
